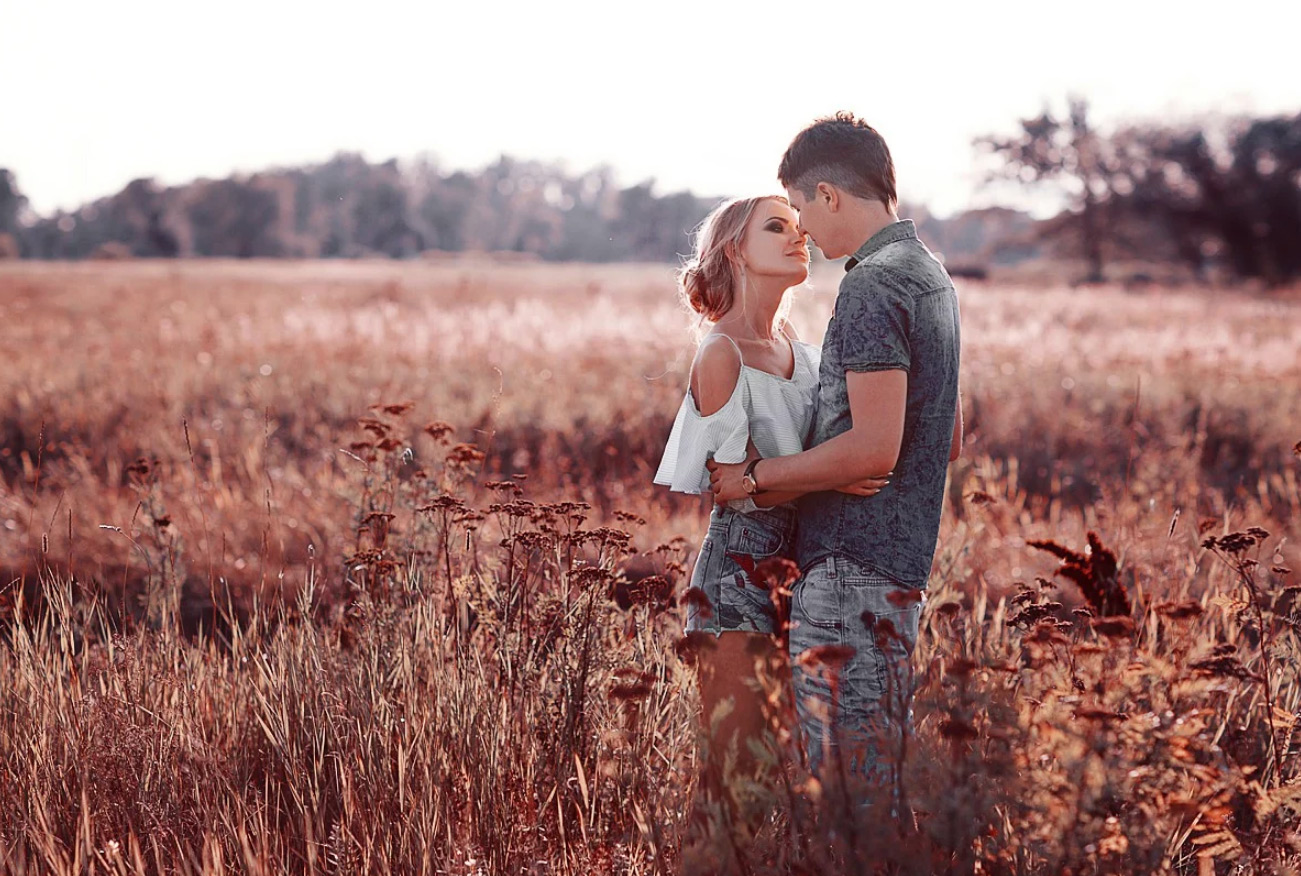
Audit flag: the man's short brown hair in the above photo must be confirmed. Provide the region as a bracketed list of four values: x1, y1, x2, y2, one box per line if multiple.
[778, 112, 897, 210]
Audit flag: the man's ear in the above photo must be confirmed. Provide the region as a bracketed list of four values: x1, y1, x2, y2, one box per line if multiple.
[817, 181, 840, 213]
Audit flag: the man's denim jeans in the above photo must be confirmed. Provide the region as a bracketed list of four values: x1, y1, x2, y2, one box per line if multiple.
[789, 555, 922, 782]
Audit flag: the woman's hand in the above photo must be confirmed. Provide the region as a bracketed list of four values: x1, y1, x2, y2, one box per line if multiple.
[837, 474, 891, 497]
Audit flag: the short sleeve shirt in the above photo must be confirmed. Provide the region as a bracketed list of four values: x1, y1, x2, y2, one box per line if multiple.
[796, 220, 961, 587]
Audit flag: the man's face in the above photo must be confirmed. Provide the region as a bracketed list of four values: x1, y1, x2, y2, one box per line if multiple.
[785, 185, 840, 259]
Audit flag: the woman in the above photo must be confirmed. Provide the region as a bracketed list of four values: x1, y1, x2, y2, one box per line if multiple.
[654, 195, 887, 834]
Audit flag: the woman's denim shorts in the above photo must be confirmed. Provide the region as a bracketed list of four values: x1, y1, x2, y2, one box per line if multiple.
[684, 504, 798, 637]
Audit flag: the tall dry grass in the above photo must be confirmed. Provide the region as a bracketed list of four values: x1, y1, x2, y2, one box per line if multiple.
[1, 259, 1299, 873]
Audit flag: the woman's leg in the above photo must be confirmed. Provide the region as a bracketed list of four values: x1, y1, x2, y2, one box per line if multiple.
[692, 631, 788, 838]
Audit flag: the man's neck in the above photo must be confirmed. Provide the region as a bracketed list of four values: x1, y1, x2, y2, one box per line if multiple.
[845, 202, 900, 256]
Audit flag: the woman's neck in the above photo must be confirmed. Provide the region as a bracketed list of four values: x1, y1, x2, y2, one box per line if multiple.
[716, 274, 786, 341]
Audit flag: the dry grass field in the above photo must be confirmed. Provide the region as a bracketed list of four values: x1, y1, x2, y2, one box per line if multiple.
[1, 259, 1300, 874]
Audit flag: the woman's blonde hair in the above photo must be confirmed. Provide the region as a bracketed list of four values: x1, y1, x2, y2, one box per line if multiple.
[678, 195, 788, 323]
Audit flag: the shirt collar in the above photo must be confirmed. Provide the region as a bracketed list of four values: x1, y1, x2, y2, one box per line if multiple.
[844, 219, 917, 271]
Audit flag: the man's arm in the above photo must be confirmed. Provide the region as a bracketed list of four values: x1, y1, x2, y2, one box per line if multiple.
[711, 369, 905, 500]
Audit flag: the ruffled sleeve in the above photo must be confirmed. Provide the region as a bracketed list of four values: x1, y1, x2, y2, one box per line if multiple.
[653, 379, 750, 493]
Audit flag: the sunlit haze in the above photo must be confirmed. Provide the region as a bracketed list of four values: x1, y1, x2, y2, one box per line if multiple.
[3, 0, 1298, 216]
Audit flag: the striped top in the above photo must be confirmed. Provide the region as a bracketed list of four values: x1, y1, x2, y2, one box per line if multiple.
[654, 335, 821, 510]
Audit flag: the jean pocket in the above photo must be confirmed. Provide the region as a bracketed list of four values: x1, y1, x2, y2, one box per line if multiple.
[840, 580, 921, 706]
[728, 515, 787, 560]
[792, 569, 840, 631]
[684, 532, 721, 630]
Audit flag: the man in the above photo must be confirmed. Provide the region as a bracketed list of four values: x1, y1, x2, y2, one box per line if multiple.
[709, 112, 962, 782]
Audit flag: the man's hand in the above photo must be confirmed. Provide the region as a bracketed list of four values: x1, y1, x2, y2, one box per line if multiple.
[706, 457, 751, 504]
[838, 474, 892, 496]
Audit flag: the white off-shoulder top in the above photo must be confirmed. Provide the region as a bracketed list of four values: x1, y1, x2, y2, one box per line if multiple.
[654, 335, 821, 508]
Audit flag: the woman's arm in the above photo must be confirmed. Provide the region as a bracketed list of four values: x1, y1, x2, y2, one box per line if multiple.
[690, 335, 742, 416]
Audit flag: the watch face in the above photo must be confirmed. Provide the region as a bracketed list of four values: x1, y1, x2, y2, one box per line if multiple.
[742, 475, 756, 495]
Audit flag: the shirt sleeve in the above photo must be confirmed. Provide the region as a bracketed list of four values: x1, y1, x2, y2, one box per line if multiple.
[652, 389, 751, 493]
[835, 266, 912, 373]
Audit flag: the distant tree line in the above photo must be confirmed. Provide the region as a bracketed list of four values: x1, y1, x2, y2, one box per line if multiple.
[0, 155, 720, 263]
[1, 105, 1295, 283]
[979, 101, 1301, 284]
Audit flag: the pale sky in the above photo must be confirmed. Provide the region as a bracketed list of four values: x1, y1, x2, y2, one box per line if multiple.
[3, 0, 1298, 217]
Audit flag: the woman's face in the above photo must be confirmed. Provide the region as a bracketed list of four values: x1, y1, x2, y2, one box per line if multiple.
[737, 199, 809, 290]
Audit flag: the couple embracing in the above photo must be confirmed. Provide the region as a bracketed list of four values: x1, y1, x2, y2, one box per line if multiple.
[655, 114, 963, 829]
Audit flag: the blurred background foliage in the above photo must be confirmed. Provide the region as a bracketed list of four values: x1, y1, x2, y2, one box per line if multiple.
[1, 101, 1298, 284]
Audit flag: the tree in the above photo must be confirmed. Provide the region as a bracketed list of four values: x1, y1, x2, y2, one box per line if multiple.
[977, 98, 1115, 282]
[186, 179, 282, 257]
[1110, 113, 1301, 284]
[0, 169, 28, 237]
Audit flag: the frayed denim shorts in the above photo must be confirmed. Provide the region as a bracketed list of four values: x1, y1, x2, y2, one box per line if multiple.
[684, 504, 798, 637]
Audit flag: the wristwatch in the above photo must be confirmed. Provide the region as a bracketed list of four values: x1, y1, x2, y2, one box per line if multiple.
[741, 458, 765, 495]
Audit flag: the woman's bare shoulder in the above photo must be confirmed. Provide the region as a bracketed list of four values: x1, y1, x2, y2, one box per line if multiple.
[690, 334, 743, 416]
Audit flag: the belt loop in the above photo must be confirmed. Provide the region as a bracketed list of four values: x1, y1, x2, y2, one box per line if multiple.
[828, 556, 837, 579]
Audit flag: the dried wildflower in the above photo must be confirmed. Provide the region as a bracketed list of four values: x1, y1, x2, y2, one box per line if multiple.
[357, 417, 389, 437]
[679, 587, 713, 619]
[1156, 599, 1204, 620]
[944, 657, 979, 678]
[1190, 654, 1264, 682]
[446, 443, 486, 467]
[1010, 588, 1039, 607]
[751, 557, 800, 594]
[1091, 616, 1135, 639]
[886, 587, 925, 608]
[932, 600, 963, 618]
[418, 496, 466, 513]
[1024, 618, 1071, 647]
[874, 616, 901, 641]
[1028, 531, 1130, 616]
[797, 644, 857, 672]
[675, 630, 717, 663]
[423, 421, 455, 442]
[1072, 643, 1109, 657]
[371, 402, 414, 416]
[1011, 601, 1063, 628]
[614, 574, 674, 613]
[609, 669, 655, 701]
[571, 566, 614, 590]
[125, 455, 159, 485]
[939, 717, 979, 740]
[1206, 528, 1269, 555]
[488, 500, 536, 519]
